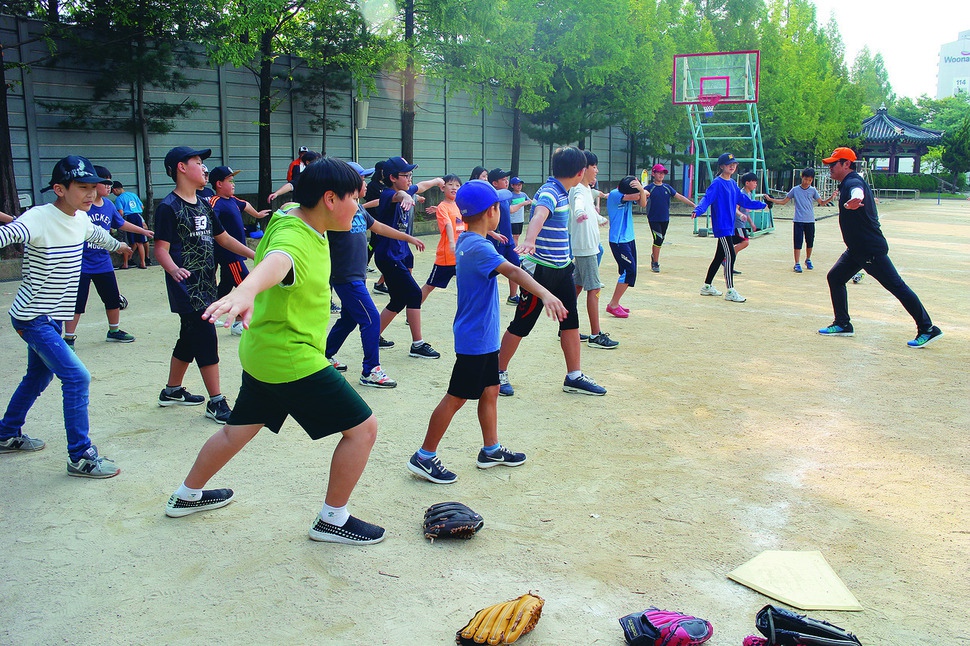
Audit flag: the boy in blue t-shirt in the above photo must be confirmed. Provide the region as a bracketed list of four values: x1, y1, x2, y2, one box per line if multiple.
[406, 181, 567, 484]
[111, 181, 150, 268]
[644, 163, 695, 273]
[605, 176, 647, 317]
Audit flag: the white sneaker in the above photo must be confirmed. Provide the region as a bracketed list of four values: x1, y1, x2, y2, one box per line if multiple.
[230, 321, 244, 336]
[700, 284, 722, 296]
[359, 366, 397, 388]
[724, 288, 746, 302]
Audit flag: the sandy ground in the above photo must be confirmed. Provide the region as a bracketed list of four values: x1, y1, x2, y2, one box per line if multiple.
[0, 199, 967, 645]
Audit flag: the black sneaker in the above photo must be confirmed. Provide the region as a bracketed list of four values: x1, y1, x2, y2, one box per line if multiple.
[158, 387, 205, 407]
[409, 342, 440, 359]
[205, 398, 232, 423]
[907, 325, 943, 348]
[378, 336, 395, 349]
[588, 332, 619, 349]
[309, 515, 385, 544]
[818, 323, 854, 337]
[476, 445, 527, 469]
[372, 282, 389, 295]
[407, 453, 457, 484]
[165, 488, 235, 518]
[557, 330, 590, 341]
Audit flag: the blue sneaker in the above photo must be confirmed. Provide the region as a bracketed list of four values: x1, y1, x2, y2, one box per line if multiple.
[805, 259, 814, 270]
[476, 445, 526, 469]
[793, 263, 803, 273]
[562, 373, 606, 396]
[407, 453, 457, 484]
[498, 371, 514, 397]
[818, 323, 854, 337]
[907, 326, 943, 348]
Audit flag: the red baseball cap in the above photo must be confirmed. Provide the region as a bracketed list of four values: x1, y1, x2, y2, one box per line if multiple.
[822, 147, 857, 164]
[651, 164, 668, 173]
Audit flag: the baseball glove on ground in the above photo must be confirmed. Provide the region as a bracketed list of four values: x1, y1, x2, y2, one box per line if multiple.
[456, 592, 544, 645]
[423, 502, 484, 541]
[746, 605, 862, 645]
[619, 607, 713, 646]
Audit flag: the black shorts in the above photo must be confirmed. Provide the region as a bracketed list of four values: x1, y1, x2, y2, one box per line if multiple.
[649, 220, 669, 247]
[75, 271, 122, 313]
[173, 310, 219, 368]
[375, 256, 422, 312]
[507, 263, 579, 337]
[732, 227, 749, 245]
[228, 367, 373, 438]
[217, 260, 250, 299]
[447, 352, 500, 400]
[511, 222, 523, 236]
[793, 222, 816, 249]
[609, 241, 638, 287]
[125, 213, 148, 244]
[426, 264, 456, 288]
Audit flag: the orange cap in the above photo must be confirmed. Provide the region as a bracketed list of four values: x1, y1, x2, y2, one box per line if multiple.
[822, 147, 857, 164]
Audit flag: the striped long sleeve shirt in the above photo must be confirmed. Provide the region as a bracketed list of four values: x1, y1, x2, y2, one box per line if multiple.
[0, 203, 122, 321]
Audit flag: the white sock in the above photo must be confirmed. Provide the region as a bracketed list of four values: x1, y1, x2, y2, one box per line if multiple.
[567, 370, 582, 380]
[176, 483, 203, 501]
[320, 504, 349, 526]
[411, 339, 424, 347]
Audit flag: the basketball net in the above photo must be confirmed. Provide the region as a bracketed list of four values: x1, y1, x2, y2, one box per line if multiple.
[698, 95, 722, 119]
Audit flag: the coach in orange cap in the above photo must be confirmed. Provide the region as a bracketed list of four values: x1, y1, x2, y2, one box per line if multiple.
[817, 147, 942, 348]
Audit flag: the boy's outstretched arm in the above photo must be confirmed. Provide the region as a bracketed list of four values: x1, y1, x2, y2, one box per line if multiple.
[118, 220, 154, 239]
[203, 251, 292, 329]
[369, 220, 425, 251]
[515, 205, 548, 255]
[416, 177, 445, 194]
[674, 192, 697, 209]
[243, 201, 271, 219]
[214, 230, 256, 260]
[497, 262, 568, 321]
[0, 211, 14, 223]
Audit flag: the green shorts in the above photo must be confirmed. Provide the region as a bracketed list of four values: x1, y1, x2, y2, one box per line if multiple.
[228, 367, 372, 439]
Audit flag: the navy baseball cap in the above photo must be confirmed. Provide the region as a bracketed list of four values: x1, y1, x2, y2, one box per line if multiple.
[385, 156, 418, 176]
[510, 176, 523, 185]
[347, 161, 375, 178]
[717, 152, 737, 166]
[42, 156, 112, 192]
[164, 146, 212, 179]
[209, 166, 241, 185]
[487, 168, 512, 183]
[456, 180, 502, 217]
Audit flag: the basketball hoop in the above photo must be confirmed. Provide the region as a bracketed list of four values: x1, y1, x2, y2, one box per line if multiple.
[698, 95, 722, 119]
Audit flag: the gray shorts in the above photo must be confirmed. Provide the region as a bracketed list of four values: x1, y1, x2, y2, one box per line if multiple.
[572, 254, 603, 291]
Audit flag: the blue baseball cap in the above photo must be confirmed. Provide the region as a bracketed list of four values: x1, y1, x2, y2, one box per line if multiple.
[717, 152, 737, 166]
[347, 161, 375, 178]
[510, 176, 523, 185]
[456, 180, 502, 217]
[42, 156, 112, 192]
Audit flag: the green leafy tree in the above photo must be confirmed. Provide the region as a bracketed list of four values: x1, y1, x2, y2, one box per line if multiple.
[941, 114, 970, 188]
[851, 46, 894, 114]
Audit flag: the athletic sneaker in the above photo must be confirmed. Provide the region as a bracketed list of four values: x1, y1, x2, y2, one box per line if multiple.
[106, 329, 135, 343]
[409, 342, 440, 359]
[476, 445, 526, 469]
[498, 370, 514, 397]
[852, 272, 864, 284]
[606, 303, 628, 318]
[818, 323, 854, 337]
[794, 263, 803, 273]
[359, 366, 397, 388]
[562, 373, 606, 396]
[805, 259, 814, 270]
[158, 387, 205, 406]
[588, 332, 619, 349]
[308, 515, 385, 545]
[724, 288, 746, 303]
[378, 336, 395, 349]
[372, 282, 389, 295]
[330, 301, 341, 313]
[64, 336, 75, 351]
[407, 453, 457, 484]
[699, 284, 722, 296]
[907, 326, 943, 349]
[205, 398, 232, 423]
[507, 295, 520, 305]
[557, 330, 589, 341]
[732, 268, 742, 275]
[67, 446, 119, 479]
[328, 356, 348, 372]
[165, 488, 235, 518]
[651, 261, 660, 273]
[0, 434, 45, 453]
[230, 321, 244, 336]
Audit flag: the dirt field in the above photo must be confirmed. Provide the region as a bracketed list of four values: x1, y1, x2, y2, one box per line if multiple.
[0, 199, 967, 645]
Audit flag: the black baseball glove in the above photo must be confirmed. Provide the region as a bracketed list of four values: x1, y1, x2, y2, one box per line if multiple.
[423, 502, 484, 541]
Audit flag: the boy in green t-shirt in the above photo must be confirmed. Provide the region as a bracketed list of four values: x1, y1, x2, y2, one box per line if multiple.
[164, 158, 385, 545]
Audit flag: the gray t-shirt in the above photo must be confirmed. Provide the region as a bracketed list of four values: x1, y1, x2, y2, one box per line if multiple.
[328, 206, 374, 284]
[786, 185, 821, 223]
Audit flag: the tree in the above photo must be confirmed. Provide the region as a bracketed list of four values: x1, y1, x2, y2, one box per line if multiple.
[851, 46, 894, 114]
[940, 115, 970, 188]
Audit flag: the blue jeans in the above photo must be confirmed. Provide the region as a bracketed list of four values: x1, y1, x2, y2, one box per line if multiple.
[325, 281, 381, 375]
[0, 316, 92, 460]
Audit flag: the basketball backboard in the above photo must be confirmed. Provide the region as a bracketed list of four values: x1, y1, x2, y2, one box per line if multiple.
[673, 50, 760, 105]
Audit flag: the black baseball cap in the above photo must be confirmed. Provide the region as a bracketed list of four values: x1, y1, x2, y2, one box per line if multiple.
[164, 146, 212, 179]
[41, 156, 112, 192]
[209, 166, 241, 185]
[487, 168, 512, 183]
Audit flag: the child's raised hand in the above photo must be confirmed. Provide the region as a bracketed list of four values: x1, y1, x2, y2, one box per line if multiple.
[542, 295, 568, 321]
[425, 204, 438, 215]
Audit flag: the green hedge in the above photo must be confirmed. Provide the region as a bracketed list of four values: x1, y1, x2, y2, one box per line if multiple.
[870, 173, 939, 191]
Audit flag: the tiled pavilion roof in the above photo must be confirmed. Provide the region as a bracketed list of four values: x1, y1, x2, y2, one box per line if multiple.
[856, 105, 944, 146]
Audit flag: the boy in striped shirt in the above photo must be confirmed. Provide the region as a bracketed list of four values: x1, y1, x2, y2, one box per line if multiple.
[0, 156, 130, 478]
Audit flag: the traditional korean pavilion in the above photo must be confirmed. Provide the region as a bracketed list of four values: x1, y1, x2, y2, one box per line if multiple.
[851, 105, 944, 173]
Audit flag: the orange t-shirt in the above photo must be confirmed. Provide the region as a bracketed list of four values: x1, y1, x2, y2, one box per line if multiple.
[434, 201, 465, 266]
